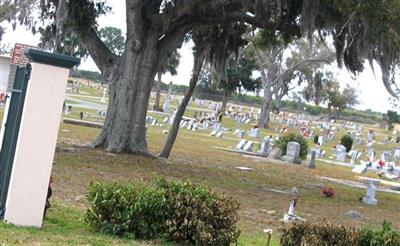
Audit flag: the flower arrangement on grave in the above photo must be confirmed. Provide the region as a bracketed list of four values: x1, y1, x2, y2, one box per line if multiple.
[378, 160, 385, 169]
[321, 187, 336, 198]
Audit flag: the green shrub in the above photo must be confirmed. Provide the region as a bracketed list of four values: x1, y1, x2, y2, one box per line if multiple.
[313, 135, 319, 144]
[358, 221, 400, 246]
[340, 134, 353, 152]
[280, 221, 359, 246]
[86, 178, 240, 245]
[396, 136, 400, 143]
[276, 133, 308, 159]
[280, 221, 400, 246]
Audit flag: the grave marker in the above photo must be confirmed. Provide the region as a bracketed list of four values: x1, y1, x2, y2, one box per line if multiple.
[306, 149, 316, 169]
[243, 141, 253, 152]
[283, 142, 301, 164]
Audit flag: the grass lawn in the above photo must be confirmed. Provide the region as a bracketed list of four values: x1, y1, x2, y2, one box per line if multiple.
[1, 85, 400, 245]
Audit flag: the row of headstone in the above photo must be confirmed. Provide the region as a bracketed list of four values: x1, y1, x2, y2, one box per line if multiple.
[233, 129, 245, 138]
[236, 139, 253, 152]
[210, 130, 223, 138]
[235, 137, 271, 156]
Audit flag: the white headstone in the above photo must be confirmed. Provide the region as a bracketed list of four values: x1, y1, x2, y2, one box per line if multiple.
[236, 139, 247, 150]
[362, 180, 379, 205]
[352, 163, 368, 174]
[243, 141, 253, 152]
[163, 82, 172, 113]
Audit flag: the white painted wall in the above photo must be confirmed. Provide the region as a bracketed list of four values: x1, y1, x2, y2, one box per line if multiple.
[0, 56, 11, 93]
[4, 62, 69, 227]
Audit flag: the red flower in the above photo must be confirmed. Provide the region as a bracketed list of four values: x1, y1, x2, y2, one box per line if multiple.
[322, 187, 336, 198]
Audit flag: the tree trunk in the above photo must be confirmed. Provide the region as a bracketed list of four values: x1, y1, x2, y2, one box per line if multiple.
[159, 50, 206, 158]
[259, 70, 273, 128]
[328, 104, 332, 119]
[92, 32, 160, 155]
[154, 70, 162, 111]
[221, 90, 229, 115]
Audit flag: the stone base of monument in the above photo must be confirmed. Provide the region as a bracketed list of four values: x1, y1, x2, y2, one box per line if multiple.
[362, 196, 378, 205]
[305, 162, 316, 169]
[282, 155, 301, 164]
[282, 213, 305, 223]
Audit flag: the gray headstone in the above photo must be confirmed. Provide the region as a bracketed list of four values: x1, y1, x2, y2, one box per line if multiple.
[236, 139, 247, 150]
[306, 149, 316, 169]
[268, 147, 282, 160]
[345, 210, 363, 220]
[243, 141, 253, 152]
[259, 138, 270, 157]
[283, 142, 301, 164]
[162, 116, 169, 123]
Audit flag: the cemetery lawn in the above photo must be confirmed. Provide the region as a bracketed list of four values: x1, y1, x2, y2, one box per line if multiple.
[1, 121, 395, 245]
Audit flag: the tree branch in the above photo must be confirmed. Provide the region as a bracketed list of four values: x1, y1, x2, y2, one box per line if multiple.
[75, 27, 119, 75]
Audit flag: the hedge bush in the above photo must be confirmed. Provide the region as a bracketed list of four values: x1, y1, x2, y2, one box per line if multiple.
[340, 134, 353, 152]
[280, 221, 400, 246]
[359, 221, 400, 246]
[276, 133, 308, 159]
[86, 178, 240, 245]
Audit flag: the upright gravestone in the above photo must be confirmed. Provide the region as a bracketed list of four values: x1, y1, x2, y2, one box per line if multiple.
[243, 141, 253, 152]
[283, 142, 301, 164]
[236, 139, 247, 150]
[163, 82, 172, 113]
[362, 179, 379, 205]
[1, 49, 80, 227]
[350, 150, 359, 164]
[336, 145, 347, 162]
[259, 137, 270, 157]
[306, 149, 316, 169]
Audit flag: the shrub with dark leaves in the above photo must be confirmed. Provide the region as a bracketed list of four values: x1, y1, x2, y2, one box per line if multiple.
[86, 178, 240, 245]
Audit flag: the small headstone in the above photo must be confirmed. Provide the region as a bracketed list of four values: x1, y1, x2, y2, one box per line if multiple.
[345, 210, 363, 220]
[236, 166, 254, 172]
[236, 139, 247, 150]
[336, 144, 347, 162]
[269, 147, 282, 160]
[210, 130, 217, 136]
[259, 138, 270, 157]
[306, 149, 316, 169]
[352, 163, 368, 174]
[249, 128, 260, 138]
[243, 141, 253, 152]
[215, 131, 223, 138]
[362, 180, 379, 205]
[181, 121, 188, 128]
[350, 150, 359, 164]
[318, 136, 325, 145]
[283, 187, 304, 223]
[162, 116, 169, 124]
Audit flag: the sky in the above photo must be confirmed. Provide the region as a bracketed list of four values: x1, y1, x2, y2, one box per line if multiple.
[1, 1, 397, 114]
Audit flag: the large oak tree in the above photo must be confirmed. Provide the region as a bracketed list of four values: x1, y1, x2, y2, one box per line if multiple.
[10, 0, 400, 155]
